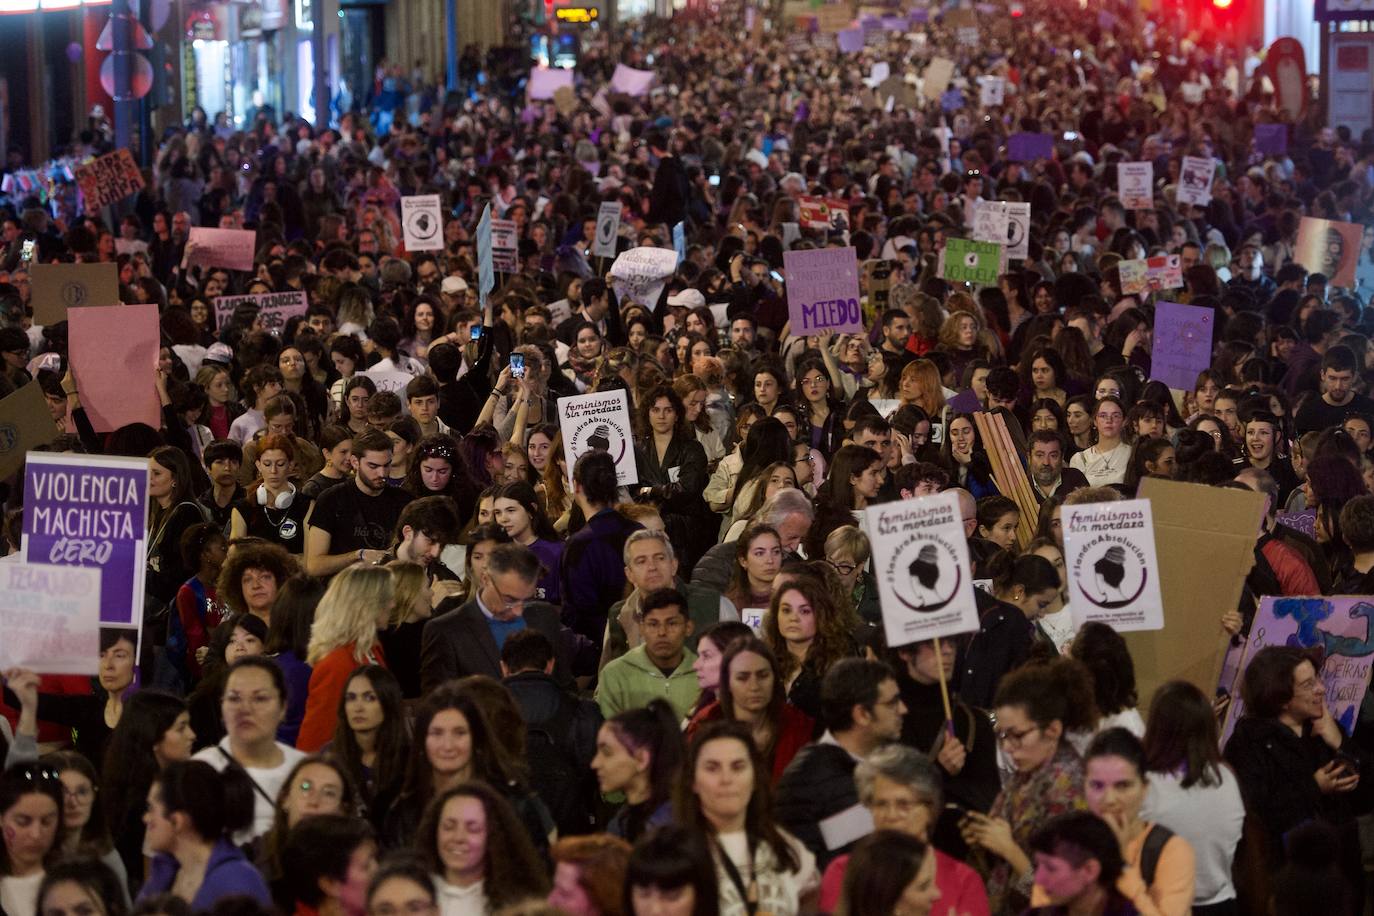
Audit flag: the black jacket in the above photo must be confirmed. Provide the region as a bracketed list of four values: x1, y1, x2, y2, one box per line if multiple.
[1224, 715, 1356, 865]
[419, 598, 568, 694]
[774, 742, 862, 868]
[635, 433, 712, 569]
[956, 596, 1040, 710]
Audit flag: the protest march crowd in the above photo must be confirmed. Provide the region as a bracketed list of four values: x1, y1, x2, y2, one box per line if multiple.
[2, 0, 1374, 914]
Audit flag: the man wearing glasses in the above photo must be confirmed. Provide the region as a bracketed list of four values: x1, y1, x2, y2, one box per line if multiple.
[419, 542, 567, 691]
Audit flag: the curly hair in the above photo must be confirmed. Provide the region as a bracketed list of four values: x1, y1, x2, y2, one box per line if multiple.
[414, 782, 550, 907]
[636, 383, 691, 440]
[763, 574, 856, 683]
[215, 541, 297, 615]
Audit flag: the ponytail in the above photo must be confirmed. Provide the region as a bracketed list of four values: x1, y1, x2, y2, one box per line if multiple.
[156, 760, 256, 840]
[986, 550, 1059, 599]
[608, 698, 687, 807]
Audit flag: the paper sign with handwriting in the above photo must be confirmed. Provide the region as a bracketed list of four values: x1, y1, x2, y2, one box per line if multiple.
[784, 246, 863, 336]
[75, 149, 145, 212]
[213, 290, 309, 334]
[69, 303, 161, 433]
[0, 562, 103, 675]
[1150, 301, 1214, 391]
[1118, 162, 1154, 210]
[609, 64, 654, 96]
[186, 227, 257, 271]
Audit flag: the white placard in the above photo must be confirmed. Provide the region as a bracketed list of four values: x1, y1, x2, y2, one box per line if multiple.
[979, 75, 1005, 107]
[1176, 156, 1216, 207]
[401, 194, 444, 252]
[593, 201, 622, 259]
[973, 201, 1009, 246]
[1118, 162, 1154, 210]
[741, 608, 765, 634]
[1062, 498, 1164, 632]
[1004, 201, 1030, 260]
[608, 246, 679, 309]
[0, 562, 103, 674]
[557, 389, 639, 487]
[865, 492, 980, 648]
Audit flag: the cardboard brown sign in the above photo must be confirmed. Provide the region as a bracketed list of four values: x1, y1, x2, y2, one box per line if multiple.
[30, 263, 120, 326]
[1125, 478, 1265, 705]
[0, 382, 59, 480]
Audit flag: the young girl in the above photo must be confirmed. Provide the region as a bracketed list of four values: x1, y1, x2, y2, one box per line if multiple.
[174, 523, 230, 683]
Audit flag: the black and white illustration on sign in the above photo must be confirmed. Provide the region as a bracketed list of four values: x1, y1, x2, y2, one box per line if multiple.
[401, 195, 444, 252]
[557, 389, 639, 487]
[1063, 498, 1164, 632]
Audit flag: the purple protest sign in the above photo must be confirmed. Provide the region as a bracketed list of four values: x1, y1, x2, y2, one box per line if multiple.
[948, 389, 983, 413]
[1150, 301, 1215, 391]
[1255, 124, 1288, 156]
[1276, 509, 1318, 540]
[940, 89, 965, 112]
[909, 8, 929, 23]
[882, 16, 907, 30]
[22, 454, 148, 646]
[1008, 132, 1054, 162]
[784, 247, 863, 336]
[837, 28, 865, 53]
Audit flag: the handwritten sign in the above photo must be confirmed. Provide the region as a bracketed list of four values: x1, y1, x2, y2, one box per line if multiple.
[1062, 498, 1164, 632]
[212, 290, 308, 334]
[1150, 301, 1214, 391]
[608, 247, 679, 309]
[941, 238, 1002, 286]
[922, 57, 954, 100]
[1118, 162, 1154, 210]
[557, 389, 639, 487]
[610, 64, 653, 96]
[1118, 259, 1148, 295]
[783, 246, 863, 336]
[75, 149, 145, 212]
[1277, 509, 1318, 540]
[1145, 254, 1183, 291]
[0, 562, 103, 675]
[490, 218, 519, 273]
[23, 453, 148, 654]
[866, 491, 980, 648]
[401, 194, 444, 252]
[30, 262, 120, 326]
[1221, 597, 1374, 742]
[186, 227, 257, 272]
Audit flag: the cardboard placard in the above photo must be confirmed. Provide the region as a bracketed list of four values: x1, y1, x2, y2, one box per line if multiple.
[784, 246, 863, 336]
[1118, 161, 1154, 210]
[186, 227, 257, 272]
[1176, 155, 1216, 207]
[1295, 216, 1363, 288]
[940, 238, 1002, 285]
[922, 57, 954, 100]
[75, 149, 145, 212]
[476, 204, 495, 308]
[0, 383, 60, 480]
[1118, 259, 1148, 295]
[799, 197, 832, 231]
[609, 64, 655, 96]
[608, 246, 679, 309]
[865, 491, 980, 648]
[552, 86, 577, 116]
[1149, 301, 1214, 391]
[972, 201, 1009, 246]
[528, 67, 574, 100]
[68, 303, 161, 433]
[557, 389, 639, 487]
[401, 194, 444, 252]
[1145, 254, 1183, 291]
[0, 562, 103, 675]
[593, 201, 621, 259]
[1276, 509, 1318, 540]
[30, 262, 120, 326]
[23, 453, 149, 655]
[1063, 499, 1165, 632]
[212, 290, 309, 334]
[1124, 478, 1264, 705]
[838, 28, 865, 52]
[1220, 597, 1374, 743]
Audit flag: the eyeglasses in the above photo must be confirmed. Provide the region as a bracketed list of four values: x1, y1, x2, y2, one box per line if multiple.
[995, 724, 1042, 749]
[828, 559, 858, 576]
[64, 785, 96, 802]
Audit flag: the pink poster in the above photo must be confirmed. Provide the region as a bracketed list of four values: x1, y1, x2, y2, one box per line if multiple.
[186, 227, 257, 272]
[69, 304, 161, 433]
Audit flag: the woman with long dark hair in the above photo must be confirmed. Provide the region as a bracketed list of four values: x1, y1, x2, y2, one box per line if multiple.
[720, 416, 793, 539]
[762, 576, 858, 722]
[688, 622, 756, 721]
[593, 699, 686, 843]
[676, 722, 818, 914]
[331, 665, 409, 830]
[634, 383, 714, 569]
[491, 481, 564, 605]
[0, 760, 65, 916]
[722, 524, 784, 621]
[685, 637, 814, 782]
[940, 414, 999, 498]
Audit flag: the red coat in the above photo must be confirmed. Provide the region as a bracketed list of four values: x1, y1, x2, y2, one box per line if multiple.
[685, 700, 815, 782]
[295, 642, 386, 752]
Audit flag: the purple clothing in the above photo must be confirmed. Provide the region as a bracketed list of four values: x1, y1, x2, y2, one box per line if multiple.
[559, 509, 643, 646]
[526, 537, 565, 605]
[273, 650, 313, 747]
[138, 838, 271, 910]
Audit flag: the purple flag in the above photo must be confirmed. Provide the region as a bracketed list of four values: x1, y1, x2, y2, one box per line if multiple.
[1150, 301, 1215, 391]
[837, 29, 865, 53]
[1008, 132, 1054, 162]
[940, 89, 966, 112]
[948, 389, 983, 414]
[784, 247, 864, 336]
[1255, 124, 1288, 156]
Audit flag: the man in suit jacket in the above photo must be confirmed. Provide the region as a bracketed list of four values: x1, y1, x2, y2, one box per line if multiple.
[420, 542, 568, 693]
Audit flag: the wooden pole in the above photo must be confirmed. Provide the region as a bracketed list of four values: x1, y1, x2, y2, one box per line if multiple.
[933, 636, 955, 732]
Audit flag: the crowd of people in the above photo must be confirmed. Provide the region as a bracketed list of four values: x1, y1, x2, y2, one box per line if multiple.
[0, 0, 1373, 913]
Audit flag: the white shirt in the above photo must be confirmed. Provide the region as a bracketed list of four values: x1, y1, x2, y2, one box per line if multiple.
[435, 877, 487, 916]
[1069, 440, 1132, 487]
[714, 828, 818, 916]
[193, 738, 306, 843]
[0, 872, 43, 916]
[1141, 767, 1245, 905]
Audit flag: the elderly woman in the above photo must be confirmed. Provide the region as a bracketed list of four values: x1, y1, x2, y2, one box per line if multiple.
[818, 745, 989, 915]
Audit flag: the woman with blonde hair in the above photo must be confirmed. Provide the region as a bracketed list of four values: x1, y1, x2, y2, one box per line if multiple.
[295, 565, 394, 751]
[937, 310, 990, 387]
[378, 560, 433, 698]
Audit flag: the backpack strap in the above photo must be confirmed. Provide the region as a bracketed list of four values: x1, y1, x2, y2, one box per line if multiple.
[1138, 823, 1174, 888]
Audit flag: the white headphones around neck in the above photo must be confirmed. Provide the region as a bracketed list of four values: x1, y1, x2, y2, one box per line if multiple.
[256, 483, 296, 509]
